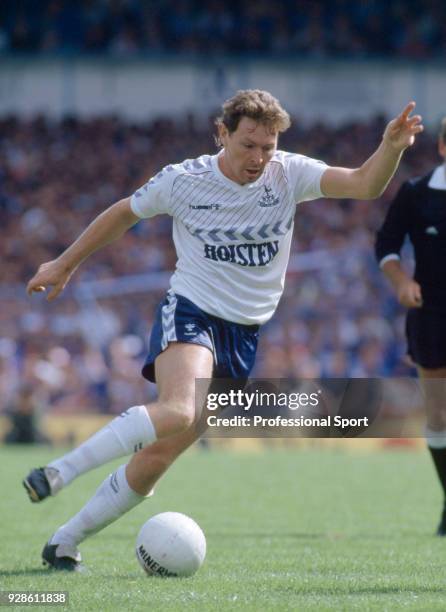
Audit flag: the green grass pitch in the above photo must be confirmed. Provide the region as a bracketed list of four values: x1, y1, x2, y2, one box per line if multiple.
[1, 443, 446, 611]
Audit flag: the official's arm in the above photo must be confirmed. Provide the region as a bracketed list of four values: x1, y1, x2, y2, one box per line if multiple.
[375, 181, 422, 308]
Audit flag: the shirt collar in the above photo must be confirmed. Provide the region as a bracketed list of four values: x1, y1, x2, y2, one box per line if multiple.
[428, 164, 446, 190]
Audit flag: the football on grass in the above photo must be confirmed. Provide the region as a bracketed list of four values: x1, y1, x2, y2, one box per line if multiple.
[136, 512, 206, 577]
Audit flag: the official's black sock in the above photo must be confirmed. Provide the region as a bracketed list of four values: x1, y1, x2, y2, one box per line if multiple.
[428, 446, 446, 501]
[425, 428, 446, 534]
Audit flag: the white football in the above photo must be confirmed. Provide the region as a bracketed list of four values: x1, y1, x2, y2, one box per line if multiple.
[135, 512, 206, 577]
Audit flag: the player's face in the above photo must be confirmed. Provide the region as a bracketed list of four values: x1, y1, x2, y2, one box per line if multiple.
[218, 117, 278, 185]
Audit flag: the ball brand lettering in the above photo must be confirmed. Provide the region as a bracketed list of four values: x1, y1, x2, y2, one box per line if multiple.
[204, 241, 279, 267]
[137, 545, 178, 577]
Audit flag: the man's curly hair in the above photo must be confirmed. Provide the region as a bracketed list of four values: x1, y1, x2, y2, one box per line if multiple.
[215, 89, 291, 138]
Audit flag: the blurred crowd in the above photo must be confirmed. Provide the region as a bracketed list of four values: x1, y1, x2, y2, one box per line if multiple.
[0, 0, 445, 59]
[0, 112, 440, 415]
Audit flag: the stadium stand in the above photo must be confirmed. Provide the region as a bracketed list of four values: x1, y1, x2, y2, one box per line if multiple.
[0, 0, 445, 59]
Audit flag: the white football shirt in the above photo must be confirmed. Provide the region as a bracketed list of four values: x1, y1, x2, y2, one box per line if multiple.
[130, 150, 327, 325]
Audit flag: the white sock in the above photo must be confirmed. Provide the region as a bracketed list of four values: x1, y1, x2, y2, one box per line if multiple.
[48, 405, 156, 486]
[425, 426, 446, 449]
[51, 464, 146, 546]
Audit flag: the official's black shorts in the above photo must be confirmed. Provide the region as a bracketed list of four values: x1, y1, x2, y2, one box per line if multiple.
[406, 308, 446, 369]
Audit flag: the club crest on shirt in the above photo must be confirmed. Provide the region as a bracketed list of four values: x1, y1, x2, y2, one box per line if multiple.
[258, 185, 279, 207]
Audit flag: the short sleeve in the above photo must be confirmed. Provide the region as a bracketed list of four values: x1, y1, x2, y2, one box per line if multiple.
[283, 153, 328, 203]
[130, 164, 180, 219]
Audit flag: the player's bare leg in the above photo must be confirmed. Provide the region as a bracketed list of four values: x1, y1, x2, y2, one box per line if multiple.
[419, 366, 446, 535]
[39, 343, 213, 570]
[419, 367, 446, 431]
[23, 343, 212, 502]
[126, 425, 201, 495]
[142, 342, 213, 439]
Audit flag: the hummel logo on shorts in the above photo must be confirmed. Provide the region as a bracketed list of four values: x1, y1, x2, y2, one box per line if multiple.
[185, 323, 197, 336]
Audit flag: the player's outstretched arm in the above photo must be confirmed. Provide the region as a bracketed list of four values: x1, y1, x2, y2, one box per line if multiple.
[320, 102, 423, 200]
[27, 197, 140, 301]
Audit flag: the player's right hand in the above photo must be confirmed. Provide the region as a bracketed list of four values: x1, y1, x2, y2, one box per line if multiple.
[26, 260, 73, 302]
[397, 279, 423, 308]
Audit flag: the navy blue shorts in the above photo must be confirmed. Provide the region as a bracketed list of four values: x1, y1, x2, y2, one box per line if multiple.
[142, 291, 260, 383]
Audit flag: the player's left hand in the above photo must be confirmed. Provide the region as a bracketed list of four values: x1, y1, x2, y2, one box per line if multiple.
[383, 102, 423, 151]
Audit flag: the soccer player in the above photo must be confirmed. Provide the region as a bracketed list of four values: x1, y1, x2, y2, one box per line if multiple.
[24, 90, 422, 570]
[376, 117, 446, 535]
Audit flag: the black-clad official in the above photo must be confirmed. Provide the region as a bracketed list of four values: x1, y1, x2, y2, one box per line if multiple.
[376, 118, 446, 535]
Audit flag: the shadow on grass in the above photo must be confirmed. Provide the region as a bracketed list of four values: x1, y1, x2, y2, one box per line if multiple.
[0, 568, 54, 577]
[205, 531, 440, 541]
[106, 531, 326, 543]
[206, 532, 325, 539]
[278, 585, 446, 596]
[351, 586, 446, 595]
